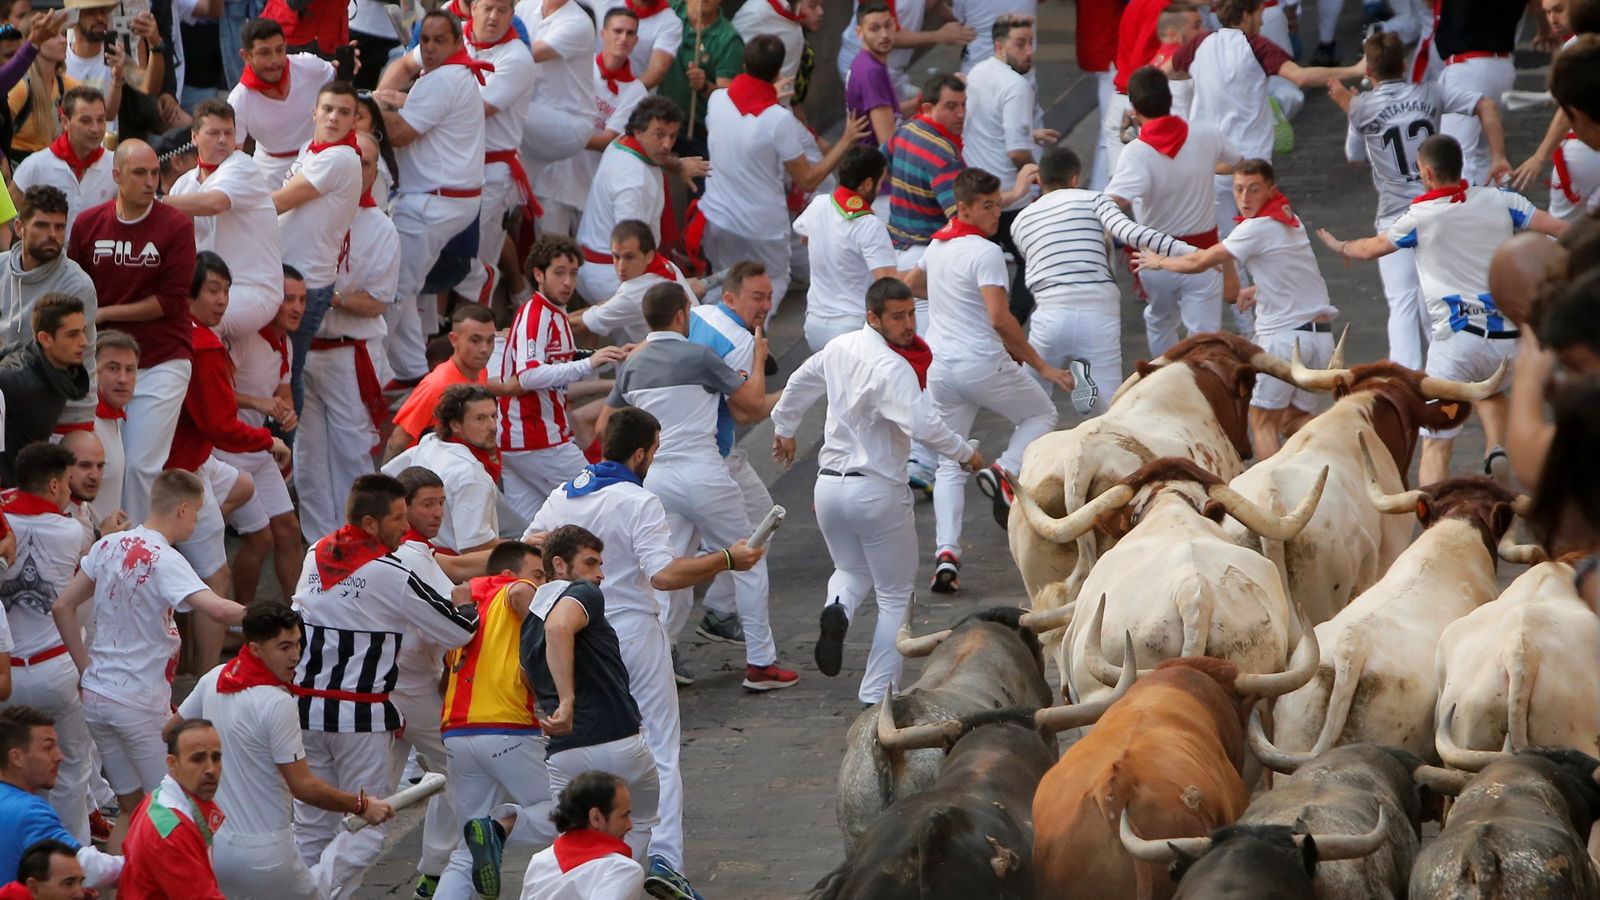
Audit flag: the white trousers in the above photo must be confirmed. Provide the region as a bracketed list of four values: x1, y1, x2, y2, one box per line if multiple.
[1441, 57, 1514, 185]
[120, 359, 191, 521]
[82, 691, 168, 796]
[299, 345, 379, 543]
[703, 221, 792, 313]
[1100, 89, 1132, 192]
[295, 729, 395, 900]
[546, 733, 661, 863]
[216, 447, 294, 521]
[929, 357, 1057, 555]
[386, 192, 483, 381]
[502, 441, 589, 524]
[577, 260, 621, 306]
[455, 162, 520, 303]
[1090, 70, 1116, 191]
[608, 608, 684, 870]
[1318, 0, 1344, 43]
[539, 199, 582, 240]
[213, 827, 321, 900]
[217, 283, 285, 341]
[391, 687, 458, 879]
[521, 105, 592, 163]
[815, 475, 917, 704]
[1139, 265, 1224, 356]
[699, 449, 773, 622]
[435, 732, 555, 900]
[7, 655, 94, 842]
[1028, 304, 1122, 411]
[1377, 244, 1429, 369]
[804, 313, 861, 354]
[649, 457, 778, 667]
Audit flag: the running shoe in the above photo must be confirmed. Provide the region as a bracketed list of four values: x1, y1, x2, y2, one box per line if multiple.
[975, 463, 1014, 530]
[815, 602, 849, 677]
[672, 649, 695, 687]
[463, 817, 505, 899]
[1484, 446, 1512, 487]
[743, 662, 800, 691]
[908, 456, 935, 497]
[645, 856, 707, 900]
[695, 610, 746, 645]
[931, 551, 961, 594]
[1069, 359, 1099, 415]
[413, 873, 439, 900]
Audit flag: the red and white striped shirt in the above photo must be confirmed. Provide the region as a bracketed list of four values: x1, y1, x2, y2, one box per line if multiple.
[498, 293, 593, 452]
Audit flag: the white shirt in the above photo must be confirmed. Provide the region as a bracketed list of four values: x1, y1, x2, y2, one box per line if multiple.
[91, 414, 124, 524]
[730, 0, 806, 90]
[535, 58, 648, 210]
[1552, 136, 1600, 224]
[1343, 79, 1482, 225]
[963, 56, 1035, 211]
[699, 90, 809, 240]
[177, 667, 304, 837]
[527, 474, 676, 618]
[326, 206, 400, 340]
[791, 191, 898, 322]
[1011, 188, 1196, 315]
[521, 843, 645, 900]
[517, 0, 597, 116]
[575, 140, 664, 254]
[623, 5, 683, 77]
[170, 151, 283, 308]
[380, 434, 499, 551]
[278, 144, 362, 288]
[222, 329, 290, 428]
[953, 0, 1035, 71]
[0, 505, 78, 657]
[389, 540, 457, 698]
[1385, 186, 1537, 339]
[1105, 124, 1240, 237]
[398, 64, 487, 193]
[584, 264, 692, 343]
[80, 526, 207, 712]
[64, 38, 118, 133]
[228, 54, 339, 186]
[919, 232, 1009, 363]
[473, 37, 537, 154]
[11, 148, 115, 236]
[771, 325, 972, 486]
[1189, 27, 1273, 161]
[1222, 214, 1337, 334]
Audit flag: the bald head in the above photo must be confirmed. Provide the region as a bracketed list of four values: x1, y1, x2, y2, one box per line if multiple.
[60, 430, 106, 502]
[1489, 233, 1569, 328]
[112, 139, 155, 171]
[111, 139, 159, 216]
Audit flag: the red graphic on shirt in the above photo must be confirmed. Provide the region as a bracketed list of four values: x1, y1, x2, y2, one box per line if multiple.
[117, 535, 158, 588]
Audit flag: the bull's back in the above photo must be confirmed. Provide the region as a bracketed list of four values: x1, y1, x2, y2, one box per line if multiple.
[1410, 819, 1599, 900]
[828, 800, 1036, 900]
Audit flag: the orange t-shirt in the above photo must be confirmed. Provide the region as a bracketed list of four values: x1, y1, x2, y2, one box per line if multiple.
[391, 360, 488, 445]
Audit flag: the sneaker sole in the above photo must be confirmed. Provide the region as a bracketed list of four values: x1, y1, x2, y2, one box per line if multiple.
[930, 567, 959, 594]
[463, 819, 502, 899]
[674, 672, 695, 686]
[1485, 451, 1512, 487]
[694, 624, 747, 646]
[644, 877, 695, 900]
[742, 676, 800, 691]
[815, 605, 849, 677]
[1069, 359, 1099, 415]
[974, 470, 1010, 531]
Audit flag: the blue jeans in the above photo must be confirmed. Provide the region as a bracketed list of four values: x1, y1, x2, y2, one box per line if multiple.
[219, 0, 262, 87]
[290, 283, 335, 413]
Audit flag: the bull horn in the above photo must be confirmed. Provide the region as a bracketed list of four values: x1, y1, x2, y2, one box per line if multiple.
[1002, 467, 1136, 545]
[1246, 706, 1315, 774]
[1359, 433, 1427, 515]
[1248, 346, 1297, 385]
[1419, 360, 1508, 403]
[1019, 602, 1076, 635]
[1036, 631, 1137, 733]
[1434, 703, 1511, 773]
[1235, 604, 1321, 698]
[1084, 595, 1156, 687]
[1497, 528, 1547, 566]
[1207, 466, 1329, 541]
[1300, 807, 1389, 861]
[1326, 325, 1350, 370]
[1289, 339, 1352, 392]
[1119, 811, 1213, 863]
[896, 595, 952, 658]
[1413, 764, 1470, 796]
[875, 686, 963, 752]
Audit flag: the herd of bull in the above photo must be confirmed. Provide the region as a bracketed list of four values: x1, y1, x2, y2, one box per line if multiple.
[807, 333, 1600, 899]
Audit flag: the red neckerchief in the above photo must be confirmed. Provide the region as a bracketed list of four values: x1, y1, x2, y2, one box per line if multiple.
[403, 527, 459, 556]
[1148, 40, 1180, 69]
[259, 327, 290, 378]
[308, 130, 359, 155]
[931, 217, 987, 241]
[1, 490, 65, 517]
[48, 132, 104, 183]
[914, 113, 962, 156]
[469, 572, 519, 605]
[359, 189, 378, 208]
[615, 133, 658, 167]
[238, 62, 289, 96]
[0, 881, 32, 899]
[1235, 190, 1299, 228]
[596, 53, 634, 95]
[887, 334, 932, 389]
[626, 0, 669, 17]
[314, 524, 389, 589]
[196, 159, 220, 175]
[437, 45, 496, 85]
[1553, 133, 1581, 205]
[1137, 115, 1188, 158]
[643, 252, 679, 282]
[615, 135, 678, 252]
[727, 73, 779, 116]
[216, 643, 284, 694]
[552, 829, 634, 874]
[1411, 179, 1468, 205]
[448, 436, 503, 482]
[766, 0, 803, 22]
[467, 22, 518, 49]
[831, 185, 871, 219]
[96, 398, 125, 420]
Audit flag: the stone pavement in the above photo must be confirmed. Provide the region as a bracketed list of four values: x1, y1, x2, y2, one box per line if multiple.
[350, 7, 1563, 896]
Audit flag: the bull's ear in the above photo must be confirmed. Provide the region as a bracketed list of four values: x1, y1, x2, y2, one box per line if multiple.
[1235, 367, 1258, 398]
[1333, 375, 1352, 399]
[1202, 499, 1226, 523]
[1426, 399, 1473, 430]
[1136, 359, 1157, 377]
[1168, 851, 1198, 883]
[1491, 502, 1515, 542]
[1298, 834, 1319, 875]
[1415, 497, 1432, 523]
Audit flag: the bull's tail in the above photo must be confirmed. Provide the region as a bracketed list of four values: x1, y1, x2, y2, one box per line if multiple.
[1506, 618, 1534, 751]
[1310, 634, 1362, 756]
[1178, 577, 1214, 659]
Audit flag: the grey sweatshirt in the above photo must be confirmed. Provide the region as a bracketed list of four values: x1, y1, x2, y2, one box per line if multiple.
[0, 242, 98, 425]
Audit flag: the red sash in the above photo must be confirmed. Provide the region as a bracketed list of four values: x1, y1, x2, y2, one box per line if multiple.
[1553, 133, 1582, 205]
[486, 149, 543, 219]
[309, 337, 388, 435]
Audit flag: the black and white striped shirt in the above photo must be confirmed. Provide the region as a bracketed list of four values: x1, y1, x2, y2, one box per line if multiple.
[1011, 188, 1197, 314]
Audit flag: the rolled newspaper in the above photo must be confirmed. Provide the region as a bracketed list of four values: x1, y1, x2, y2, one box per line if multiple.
[1503, 90, 1554, 111]
[342, 772, 447, 832]
[749, 506, 786, 550]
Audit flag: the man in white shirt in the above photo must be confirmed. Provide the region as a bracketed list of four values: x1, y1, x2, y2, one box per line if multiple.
[700, 36, 865, 309]
[59, 0, 126, 139]
[610, 0, 681, 88]
[88, 331, 138, 527]
[373, 12, 487, 385]
[1105, 67, 1241, 356]
[733, 0, 823, 96]
[298, 135, 400, 544]
[10, 87, 114, 237]
[520, 772, 645, 899]
[1318, 135, 1569, 485]
[516, 0, 599, 164]
[1140, 159, 1339, 458]
[772, 279, 982, 703]
[380, 385, 503, 554]
[914, 167, 1070, 589]
[174, 601, 394, 899]
[0, 444, 96, 842]
[50, 470, 246, 838]
[272, 81, 363, 408]
[229, 19, 339, 187]
[792, 146, 901, 352]
[167, 100, 285, 340]
[572, 220, 696, 345]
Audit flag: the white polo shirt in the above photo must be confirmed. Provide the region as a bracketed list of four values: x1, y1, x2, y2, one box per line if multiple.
[326, 206, 400, 341]
[1385, 186, 1536, 339]
[278, 143, 362, 289]
[228, 54, 339, 186]
[527, 475, 677, 618]
[11, 149, 115, 235]
[623, 5, 683, 76]
[1222, 214, 1337, 334]
[517, 0, 596, 116]
[919, 232, 1009, 364]
[792, 191, 898, 322]
[222, 330, 291, 428]
[963, 55, 1036, 211]
[1105, 123, 1240, 238]
[0, 504, 80, 657]
[176, 666, 305, 837]
[953, 0, 1036, 71]
[585, 262, 692, 343]
[170, 150, 283, 309]
[397, 63, 487, 193]
[699, 90, 809, 240]
[536, 57, 648, 211]
[380, 434, 499, 552]
[575, 140, 664, 255]
[730, 0, 806, 89]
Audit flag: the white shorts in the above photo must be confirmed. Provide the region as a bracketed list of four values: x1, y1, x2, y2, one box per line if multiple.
[214, 448, 294, 520]
[1422, 330, 1517, 439]
[82, 690, 170, 796]
[177, 457, 242, 578]
[1251, 328, 1334, 413]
